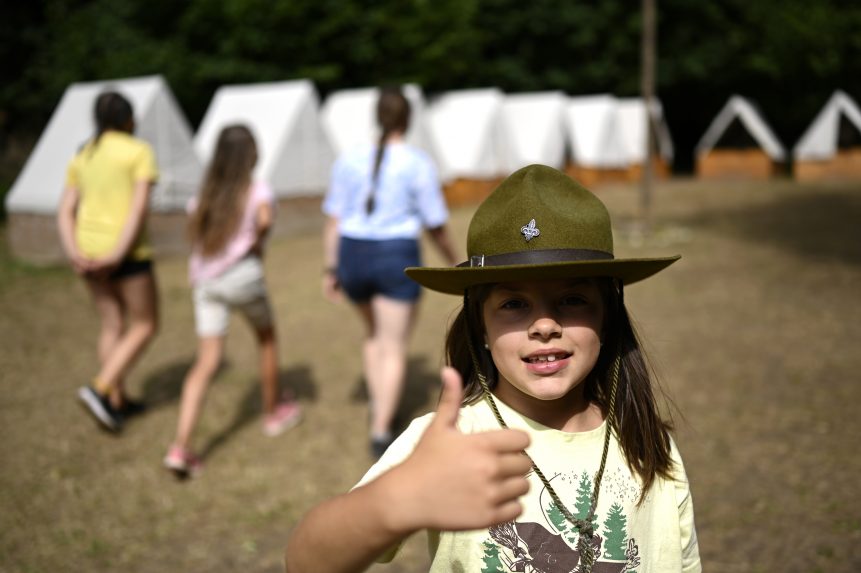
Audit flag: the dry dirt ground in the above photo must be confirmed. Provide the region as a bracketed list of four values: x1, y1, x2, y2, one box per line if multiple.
[1, 178, 860, 573]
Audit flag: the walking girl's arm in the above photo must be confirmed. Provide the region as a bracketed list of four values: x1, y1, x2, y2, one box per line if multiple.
[250, 201, 274, 257]
[426, 225, 458, 266]
[57, 185, 89, 274]
[285, 368, 532, 573]
[321, 215, 341, 302]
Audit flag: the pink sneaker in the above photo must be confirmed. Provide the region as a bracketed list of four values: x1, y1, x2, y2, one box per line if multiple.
[263, 401, 303, 437]
[163, 445, 203, 478]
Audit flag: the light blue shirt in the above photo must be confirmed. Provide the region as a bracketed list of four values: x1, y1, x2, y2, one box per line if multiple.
[323, 142, 449, 240]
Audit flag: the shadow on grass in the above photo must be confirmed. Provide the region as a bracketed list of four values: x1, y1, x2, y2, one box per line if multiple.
[199, 364, 317, 460]
[349, 355, 441, 435]
[137, 359, 202, 410]
[680, 189, 861, 266]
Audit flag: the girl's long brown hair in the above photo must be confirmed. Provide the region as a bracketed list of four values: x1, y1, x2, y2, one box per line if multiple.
[88, 91, 134, 156]
[366, 86, 410, 215]
[188, 125, 257, 256]
[445, 279, 675, 500]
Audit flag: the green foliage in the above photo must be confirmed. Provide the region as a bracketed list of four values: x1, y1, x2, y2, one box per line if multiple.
[1, 0, 860, 177]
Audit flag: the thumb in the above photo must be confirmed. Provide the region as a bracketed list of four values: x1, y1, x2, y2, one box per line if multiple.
[432, 366, 464, 430]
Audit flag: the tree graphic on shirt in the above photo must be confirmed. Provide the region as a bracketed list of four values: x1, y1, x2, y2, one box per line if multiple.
[480, 539, 504, 573]
[574, 470, 596, 524]
[546, 500, 578, 544]
[602, 502, 628, 560]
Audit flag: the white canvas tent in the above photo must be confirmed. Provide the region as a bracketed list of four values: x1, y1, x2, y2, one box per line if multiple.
[696, 95, 785, 160]
[320, 85, 429, 156]
[562, 94, 632, 186]
[5, 75, 203, 262]
[616, 97, 674, 164]
[793, 91, 861, 181]
[695, 95, 786, 180]
[424, 88, 507, 206]
[564, 95, 628, 169]
[194, 79, 333, 197]
[499, 91, 567, 171]
[6, 74, 201, 215]
[425, 88, 507, 182]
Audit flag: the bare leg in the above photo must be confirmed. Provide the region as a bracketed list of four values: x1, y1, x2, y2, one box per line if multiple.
[363, 297, 416, 437]
[92, 271, 159, 395]
[85, 277, 126, 406]
[173, 336, 224, 450]
[256, 325, 279, 415]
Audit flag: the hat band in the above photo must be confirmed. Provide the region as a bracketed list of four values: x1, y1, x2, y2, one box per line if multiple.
[458, 248, 614, 268]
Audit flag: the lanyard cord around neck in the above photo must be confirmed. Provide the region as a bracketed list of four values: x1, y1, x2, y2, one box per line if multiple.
[464, 293, 621, 573]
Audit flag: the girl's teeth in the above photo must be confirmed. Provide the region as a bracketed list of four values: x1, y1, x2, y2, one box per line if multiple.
[530, 355, 558, 363]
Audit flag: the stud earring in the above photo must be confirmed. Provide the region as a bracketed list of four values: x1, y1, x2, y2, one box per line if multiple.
[484, 342, 490, 350]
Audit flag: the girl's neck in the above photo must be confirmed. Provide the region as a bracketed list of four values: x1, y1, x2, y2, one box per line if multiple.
[493, 383, 604, 433]
[384, 131, 405, 144]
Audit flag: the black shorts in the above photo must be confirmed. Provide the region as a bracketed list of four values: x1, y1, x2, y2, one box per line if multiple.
[108, 258, 153, 280]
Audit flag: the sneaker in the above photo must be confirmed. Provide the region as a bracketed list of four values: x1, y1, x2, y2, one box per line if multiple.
[163, 445, 203, 478]
[77, 386, 123, 432]
[370, 433, 394, 459]
[118, 395, 147, 417]
[263, 401, 303, 437]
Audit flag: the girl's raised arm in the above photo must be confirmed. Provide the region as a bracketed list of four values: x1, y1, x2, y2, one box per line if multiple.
[284, 368, 532, 573]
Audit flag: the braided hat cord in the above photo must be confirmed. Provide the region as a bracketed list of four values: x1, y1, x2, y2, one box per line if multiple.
[463, 292, 621, 573]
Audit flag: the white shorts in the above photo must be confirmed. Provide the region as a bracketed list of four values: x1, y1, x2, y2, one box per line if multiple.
[193, 256, 273, 337]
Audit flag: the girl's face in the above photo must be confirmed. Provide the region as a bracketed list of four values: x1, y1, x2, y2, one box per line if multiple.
[482, 279, 604, 418]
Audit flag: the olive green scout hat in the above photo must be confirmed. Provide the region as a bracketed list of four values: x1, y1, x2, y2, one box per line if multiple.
[406, 164, 680, 294]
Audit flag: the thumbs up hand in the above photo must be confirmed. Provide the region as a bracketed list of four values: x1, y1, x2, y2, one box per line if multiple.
[379, 367, 532, 534]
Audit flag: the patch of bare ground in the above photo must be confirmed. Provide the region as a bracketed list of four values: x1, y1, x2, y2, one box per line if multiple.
[1, 178, 859, 572]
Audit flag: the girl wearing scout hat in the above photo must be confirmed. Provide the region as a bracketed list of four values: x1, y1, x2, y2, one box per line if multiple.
[286, 165, 701, 573]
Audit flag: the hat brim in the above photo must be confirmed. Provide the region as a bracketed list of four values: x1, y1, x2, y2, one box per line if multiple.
[406, 255, 681, 295]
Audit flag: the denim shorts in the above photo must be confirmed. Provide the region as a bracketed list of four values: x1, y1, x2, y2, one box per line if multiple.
[338, 237, 421, 303]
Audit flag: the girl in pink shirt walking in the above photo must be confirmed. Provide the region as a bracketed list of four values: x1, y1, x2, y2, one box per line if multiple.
[164, 124, 301, 477]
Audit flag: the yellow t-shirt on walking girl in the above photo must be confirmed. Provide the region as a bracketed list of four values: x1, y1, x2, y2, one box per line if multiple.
[65, 131, 159, 261]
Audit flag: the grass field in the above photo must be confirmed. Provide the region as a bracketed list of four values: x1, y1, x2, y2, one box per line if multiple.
[1, 177, 860, 573]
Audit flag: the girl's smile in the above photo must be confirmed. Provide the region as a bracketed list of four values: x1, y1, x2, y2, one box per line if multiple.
[483, 278, 604, 430]
[523, 348, 572, 374]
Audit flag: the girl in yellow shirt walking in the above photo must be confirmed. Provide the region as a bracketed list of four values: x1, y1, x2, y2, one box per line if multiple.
[58, 90, 160, 432]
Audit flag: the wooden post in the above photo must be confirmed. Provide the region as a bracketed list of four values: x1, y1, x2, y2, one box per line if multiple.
[640, 0, 656, 233]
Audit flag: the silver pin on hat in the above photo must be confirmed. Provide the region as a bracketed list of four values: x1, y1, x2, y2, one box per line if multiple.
[520, 219, 540, 242]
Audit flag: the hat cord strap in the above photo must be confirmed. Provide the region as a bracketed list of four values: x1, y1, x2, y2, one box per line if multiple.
[465, 321, 620, 573]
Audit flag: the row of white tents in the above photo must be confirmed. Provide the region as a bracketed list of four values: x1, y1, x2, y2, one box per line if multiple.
[5, 75, 861, 261]
[696, 91, 861, 180]
[6, 75, 674, 219]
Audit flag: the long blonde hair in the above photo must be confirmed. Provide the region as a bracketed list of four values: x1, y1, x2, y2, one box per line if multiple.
[188, 125, 258, 256]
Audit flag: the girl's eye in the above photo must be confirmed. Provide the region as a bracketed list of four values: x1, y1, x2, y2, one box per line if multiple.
[500, 299, 527, 310]
[560, 295, 588, 306]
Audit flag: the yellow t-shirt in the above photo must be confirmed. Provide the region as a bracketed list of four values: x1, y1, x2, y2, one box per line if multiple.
[65, 131, 159, 260]
[357, 397, 702, 573]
